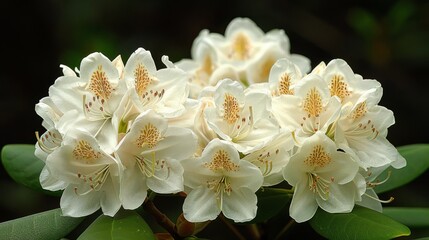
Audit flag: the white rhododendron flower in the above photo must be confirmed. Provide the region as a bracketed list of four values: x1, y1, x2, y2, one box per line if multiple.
[48, 52, 127, 153]
[272, 72, 342, 144]
[204, 79, 279, 154]
[122, 48, 190, 118]
[283, 131, 361, 223]
[45, 129, 122, 217]
[182, 139, 263, 222]
[115, 110, 197, 210]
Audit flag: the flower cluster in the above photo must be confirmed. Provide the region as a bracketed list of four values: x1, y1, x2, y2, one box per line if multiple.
[35, 17, 405, 223]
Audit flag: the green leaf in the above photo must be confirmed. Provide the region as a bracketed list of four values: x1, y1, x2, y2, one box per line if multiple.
[375, 144, 429, 194]
[248, 187, 291, 223]
[77, 210, 155, 240]
[383, 207, 429, 228]
[309, 206, 410, 240]
[0, 208, 84, 240]
[1, 144, 61, 196]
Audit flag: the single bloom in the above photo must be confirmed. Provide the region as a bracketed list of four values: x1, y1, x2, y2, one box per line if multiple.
[204, 79, 280, 154]
[115, 109, 197, 210]
[45, 129, 122, 217]
[283, 131, 361, 223]
[122, 47, 190, 118]
[272, 73, 342, 144]
[182, 139, 263, 223]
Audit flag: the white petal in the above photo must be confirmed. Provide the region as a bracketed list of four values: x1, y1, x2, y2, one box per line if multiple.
[100, 176, 121, 216]
[40, 166, 68, 191]
[148, 127, 197, 161]
[80, 52, 119, 86]
[60, 186, 101, 217]
[316, 182, 355, 214]
[222, 187, 258, 222]
[228, 160, 263, 192]
[289, 54, 311, 74]
[147, 158, 184, 194]
[183, 186, 221, 222]
[225, 18, 264, 40]
[357, 188, 383, 212]
[289, 183, 318, 223]
[120, 166, 148, 210]
[182, 158, 218, 189]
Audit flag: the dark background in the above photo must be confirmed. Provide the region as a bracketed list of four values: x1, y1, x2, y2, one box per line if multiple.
[1, 0, 428, 238]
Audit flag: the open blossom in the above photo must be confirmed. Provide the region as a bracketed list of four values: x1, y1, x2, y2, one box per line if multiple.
[283, 131, 362, 223]
[271, 69, 342, 144]
[122, 48, 190, 118]
[48, 52, 127, 153]
[45, 129, 122, 217]
[316, 59, 405, 169]
[203, 79, 279, 154]
[115, 110, 197, 210]
[35, 65, 82, 191]
[182, 139, 263, 223]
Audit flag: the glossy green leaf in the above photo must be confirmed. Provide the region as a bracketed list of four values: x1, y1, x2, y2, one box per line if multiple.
[309, 206, 411, 240]
[77, 210, 155, 240]
[248, 187, 291, 223]
[375, 144, 429, 194]
[0, 208, 84, 240]
[1, 144, 61, 196]
[383, 207, 429, 228]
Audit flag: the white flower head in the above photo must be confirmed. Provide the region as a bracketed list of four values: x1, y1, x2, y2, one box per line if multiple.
[123, 47, 190, 118]
[182, 139, 263, 223]
[320, 59, 381, 105]
[204, 79, 279, 154]
[283, 131, 360, 223]
[272, 73, 342, 143]
[45, 129, 122, 217]
[268, 58, 303, 96]
[48, 52, 127, 153]
[115, 110, 197, 210]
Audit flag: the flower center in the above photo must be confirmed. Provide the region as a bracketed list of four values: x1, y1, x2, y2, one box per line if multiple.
[204, 150, 239, 172]
[223, 93, 240, 124]
[350, 101, 367, 119]
[329, 74, 350, 102]
[278, 73, 294, 95]
[134, 63, 152, 97]
[303, 88, 323, 118]
[258, 57, 275, 83]
[88, 65, 113, 100]
[73, 140, 101, 164]
[231, 33, 251, 60]
[304, 145, 331, 168]
[136, 123, 161, 148]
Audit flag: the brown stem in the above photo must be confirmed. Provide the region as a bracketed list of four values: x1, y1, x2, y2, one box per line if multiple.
[219, 214, 246, 240]
[247, 224, 261, 240]
[143, 199, 180, 239]
[274, 219, 295, 240]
